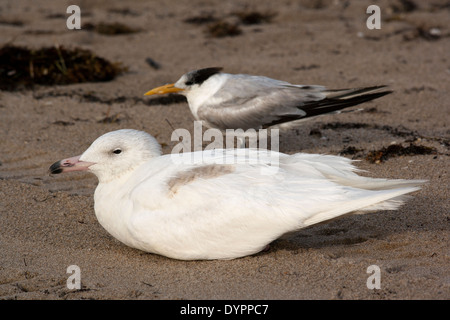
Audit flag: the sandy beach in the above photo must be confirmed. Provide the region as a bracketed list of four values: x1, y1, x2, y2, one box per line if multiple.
[0, 0, 448, 300]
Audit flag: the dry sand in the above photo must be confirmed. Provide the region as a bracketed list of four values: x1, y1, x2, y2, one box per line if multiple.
[0, 0, 448, 300]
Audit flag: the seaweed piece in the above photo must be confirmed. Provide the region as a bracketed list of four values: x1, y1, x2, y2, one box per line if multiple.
[320, 122, 370, 130]
[390, 0, 417, 13]
[107, 8, 140, 16]
[0, 45, 127, 90]
[184, 14, 218, 25]
[23, 30, 56, 35]
[232, 10, 276, 25]
[319, 122, 417, 138]
[366, 143, 437, 163]
[145, 57, 161, 70]
[83, 22, 139, 35]
[52, 120, 75, 126]
[309, 128, 322, 137]
[0, 19, 24, 26]
[206, 21, 242, 38]
[45, 13, 66, 19]
[293, 64, 320, 71]
[363, 107, 380, 113]
[301, 0, 331, 9]
[97, 113, 121, 124]
[339, 146, 363, 155]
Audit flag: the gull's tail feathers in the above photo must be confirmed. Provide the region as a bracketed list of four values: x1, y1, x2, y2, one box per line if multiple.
[303, 186, 422, 227]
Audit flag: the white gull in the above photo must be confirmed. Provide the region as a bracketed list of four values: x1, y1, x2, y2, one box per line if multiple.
[49, 129, 424, 260]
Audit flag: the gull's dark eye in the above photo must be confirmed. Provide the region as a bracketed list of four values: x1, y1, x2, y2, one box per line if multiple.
[113, 148, 122, 154]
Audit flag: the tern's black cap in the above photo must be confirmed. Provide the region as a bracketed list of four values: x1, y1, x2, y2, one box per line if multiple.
[185, 67, 223, 85]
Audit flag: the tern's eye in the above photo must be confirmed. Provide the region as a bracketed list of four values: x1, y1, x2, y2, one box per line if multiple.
[185, 81, 193, 86]
[113, 148, 122, 155]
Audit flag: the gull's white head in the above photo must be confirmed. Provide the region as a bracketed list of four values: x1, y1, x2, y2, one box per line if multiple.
[49, 129, 162, 183]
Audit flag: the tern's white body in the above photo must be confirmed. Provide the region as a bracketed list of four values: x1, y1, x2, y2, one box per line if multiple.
[183, 72, 231, 117]
[51, 129, 424, 260]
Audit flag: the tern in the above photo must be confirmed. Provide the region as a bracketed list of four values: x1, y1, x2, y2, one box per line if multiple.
[49, 129, 423, 260]
[145, 67, 392, 134]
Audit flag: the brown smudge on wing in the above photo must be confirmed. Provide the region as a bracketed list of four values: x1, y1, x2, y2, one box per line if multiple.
[167, 164, 235, 197]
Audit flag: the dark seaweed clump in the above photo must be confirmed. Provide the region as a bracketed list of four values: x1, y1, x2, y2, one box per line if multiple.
[366, 143, 436, 163]
[0, 18, 24, 26]
[232, 11, 276, 25]
[183, 14, 218, 25]
[83, 22, 140, 35]
[0, 45, 126, 90]
[206, 21, 242, 38]
[339, 146, 363, 156]
[185, 9, 276, 38]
